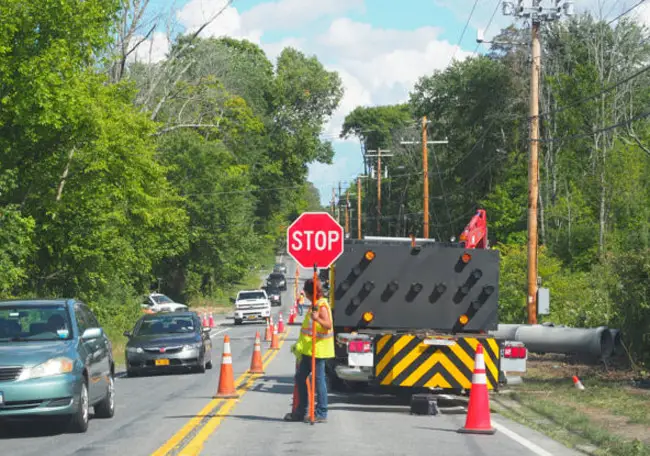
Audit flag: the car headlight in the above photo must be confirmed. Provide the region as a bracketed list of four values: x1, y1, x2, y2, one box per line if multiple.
[183, 342, 202, 350]
[18, 357, 74, 381]
[127, 346, 144, 354]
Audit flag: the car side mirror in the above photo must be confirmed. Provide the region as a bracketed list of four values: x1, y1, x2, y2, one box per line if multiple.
[202, 326, 211, 333]
[229, 297, 236, 303]
[123, 330, 132, 338]
[82, 327, 103, 340]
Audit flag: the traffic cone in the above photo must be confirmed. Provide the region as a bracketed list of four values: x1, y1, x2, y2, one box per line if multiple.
[270, 323, 280, 350]
[264, 318, 272, 341]
[288, 307, 296, 325]
[278, 313, 286, 334]
[209, 312, 215, 328]
[573, 375, 585, 390]
[202, 313, 209, 327]
[215, 335, 239, 398]
[291, 361, 300, 414]
[248, 331, 264, 374]
[457, 343, 496, 435]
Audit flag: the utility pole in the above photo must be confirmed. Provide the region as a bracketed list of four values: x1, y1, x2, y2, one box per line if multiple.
[330, 188, 336, 217]
[400, 121, 448, 238]
[357, 177, 362, 239]
[337, 181, 342, 223]
[502, 0, 574, 324]
[345, 191, 350, 235]
[366, 148, 393, 234]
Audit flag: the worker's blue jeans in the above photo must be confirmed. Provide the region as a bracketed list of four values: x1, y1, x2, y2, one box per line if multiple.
[295, 355, 328, 419]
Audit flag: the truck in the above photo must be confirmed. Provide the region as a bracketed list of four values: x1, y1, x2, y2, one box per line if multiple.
[231, 289, 272, 325]
[325, 209, 527, 396]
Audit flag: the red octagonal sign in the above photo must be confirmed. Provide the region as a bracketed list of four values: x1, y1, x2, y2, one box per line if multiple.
[286, 212, 344, 269]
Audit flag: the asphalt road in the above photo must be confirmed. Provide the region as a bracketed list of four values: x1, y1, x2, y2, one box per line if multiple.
[1, 257, 582, 456]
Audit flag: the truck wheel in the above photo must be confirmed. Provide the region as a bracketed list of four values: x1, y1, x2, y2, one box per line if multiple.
[234, 319, 242, 325]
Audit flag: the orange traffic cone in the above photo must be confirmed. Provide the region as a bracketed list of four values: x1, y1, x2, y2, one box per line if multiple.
[248, 331, 265, 374]
[291, 361, 300, 415]
[264, 318, 272, 341]
[288, 307, 296, 325]
[270, 323, 280, 350]
[202, 313, 209, 327]
[573, 375, 585, 390]
[215, 335, 239, 398]
[209, 312, 215, 328]
[457, 343, 496, 435]
[278, 313, 286, 333]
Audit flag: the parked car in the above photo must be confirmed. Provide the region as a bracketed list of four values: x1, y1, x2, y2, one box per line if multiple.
[124, 312, 212, 377]
[0, 299, 115, 433]
[273, 263, 288, 274]
[266, 272, 287, 291]
[265, 285, 282, 307]
[141, 293, 188, 313]
[231, 290, 271, 325]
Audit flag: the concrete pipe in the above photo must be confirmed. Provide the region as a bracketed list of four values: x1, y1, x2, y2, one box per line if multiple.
[487, 324, 522, 340]
[609, 329, 623, 355]
[513, 325, 615, 359]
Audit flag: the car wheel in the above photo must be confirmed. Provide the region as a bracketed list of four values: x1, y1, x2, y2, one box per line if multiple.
[94, 375, 115, 418]
[68, 380, 90, 433]
[126, 368, 139, 377]
[206, 360, 213, 370]
[234, 319, 242, 325]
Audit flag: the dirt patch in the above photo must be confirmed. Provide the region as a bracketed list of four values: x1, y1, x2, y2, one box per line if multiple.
[574, 404, 650, 445]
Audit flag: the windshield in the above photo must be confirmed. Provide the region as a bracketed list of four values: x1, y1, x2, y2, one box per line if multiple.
[269, 274, 284, 280]
[134, 315, 196, 336]
[238, 292, 266, 300]
[0, 304, 73, 342]
[151, 294, 174, 304]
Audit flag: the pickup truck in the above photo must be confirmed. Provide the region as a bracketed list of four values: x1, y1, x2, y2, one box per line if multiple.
[231, 290, 271, 325]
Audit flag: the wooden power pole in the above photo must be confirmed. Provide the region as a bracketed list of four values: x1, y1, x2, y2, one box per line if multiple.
[502, 0, 573, 324]
[366, 148, 392, 235]
[357, 177, 362, 239]
[345, 191, 350, 234]
[401, 119, 447, 238]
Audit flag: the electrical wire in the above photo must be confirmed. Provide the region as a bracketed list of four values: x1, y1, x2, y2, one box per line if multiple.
[607, 0, 648, 25]
[452, 0, 480, 61]
[474, 0, 503, 54]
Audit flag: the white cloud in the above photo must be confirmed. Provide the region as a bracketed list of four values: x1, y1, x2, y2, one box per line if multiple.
[129, 31, 171, 64]
[261, 37, 305, 62]
[176, 0, 262, 43]
[241, 0, 365, 32]
[311, 18, 473, 143]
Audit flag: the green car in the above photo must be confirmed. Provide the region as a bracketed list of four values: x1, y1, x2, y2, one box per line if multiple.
[0, 299, 115, 433]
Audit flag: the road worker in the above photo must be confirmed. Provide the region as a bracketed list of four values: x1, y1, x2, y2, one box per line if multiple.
[297, 291, 305, 316]
[284, 278, 334, 423]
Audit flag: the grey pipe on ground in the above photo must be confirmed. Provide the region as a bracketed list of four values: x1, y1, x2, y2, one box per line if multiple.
[513, 325, 614, 359]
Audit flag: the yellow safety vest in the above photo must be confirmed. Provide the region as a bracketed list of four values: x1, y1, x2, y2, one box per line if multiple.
[296, 298, 335, 358]
[299, 295, 305, 304]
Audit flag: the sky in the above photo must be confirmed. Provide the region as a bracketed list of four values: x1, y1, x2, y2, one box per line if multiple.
[136, 0, 650, 205]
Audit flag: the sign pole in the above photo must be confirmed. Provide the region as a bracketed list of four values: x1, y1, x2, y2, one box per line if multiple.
[310, 263, 317, 424]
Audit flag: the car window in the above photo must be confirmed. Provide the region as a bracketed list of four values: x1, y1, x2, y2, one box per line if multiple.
[82, 305, 100, 328]
[151, 294, 174, 304]
[269, 273, 284, 279]
[135, 315, 196, 336]
[0, 304, 73, 342]
[238, 292, 266, 300]
[74, 304, 91, 334]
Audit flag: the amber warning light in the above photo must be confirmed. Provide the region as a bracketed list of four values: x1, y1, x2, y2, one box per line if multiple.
[461, 253, 472, 263]
[362, 311, 374, 323]
[458, 314, 469, 325]
[364, 250, 375, 261]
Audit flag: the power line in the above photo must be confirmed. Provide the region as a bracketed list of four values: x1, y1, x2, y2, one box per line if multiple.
[474, 0, 503, 54]
[607, 0, 648, 25]
[539, 63, 650, 119]
[452, 0, 480, 61]
[539, 109, 650, 142]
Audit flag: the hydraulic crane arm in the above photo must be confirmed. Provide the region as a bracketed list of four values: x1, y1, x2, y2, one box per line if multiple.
[459, 209, 488, 249]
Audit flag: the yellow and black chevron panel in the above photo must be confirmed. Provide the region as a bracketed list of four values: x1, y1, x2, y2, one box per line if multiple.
[374, 334, 500, 390]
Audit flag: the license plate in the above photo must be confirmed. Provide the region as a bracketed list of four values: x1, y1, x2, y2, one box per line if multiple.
[155, 359, 170, 366]
[247, 315, 257, 320]
[0, 392, 4, 406]
[349, 352, 374, 367]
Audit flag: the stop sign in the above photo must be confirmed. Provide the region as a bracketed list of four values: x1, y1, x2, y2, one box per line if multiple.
[286, 212, 344, 269]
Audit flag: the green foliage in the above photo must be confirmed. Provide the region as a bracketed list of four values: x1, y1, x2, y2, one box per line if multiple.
[0, 4, 337, 361]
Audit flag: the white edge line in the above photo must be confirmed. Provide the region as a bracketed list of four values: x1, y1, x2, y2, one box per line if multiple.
[492, 422, 555, 456]
[209, 327, 229, 339]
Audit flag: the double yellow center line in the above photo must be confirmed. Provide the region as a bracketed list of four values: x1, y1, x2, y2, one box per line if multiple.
[152, 331, 290, 456]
